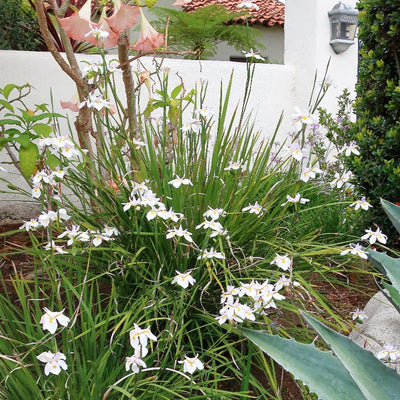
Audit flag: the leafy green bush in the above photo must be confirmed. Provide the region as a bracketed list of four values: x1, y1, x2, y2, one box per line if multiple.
[340, 0, 400, 244]
[0, 0, 44, 51]
[151, 5, 264, 59]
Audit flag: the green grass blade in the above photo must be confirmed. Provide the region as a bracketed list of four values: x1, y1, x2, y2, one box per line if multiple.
[240, 327, 365, 400]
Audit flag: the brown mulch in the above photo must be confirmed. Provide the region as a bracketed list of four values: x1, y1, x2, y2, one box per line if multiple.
[0, 223, 378, 399]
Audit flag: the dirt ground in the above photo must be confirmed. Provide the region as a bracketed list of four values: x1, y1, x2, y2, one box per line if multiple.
[0, 223, 378, 399]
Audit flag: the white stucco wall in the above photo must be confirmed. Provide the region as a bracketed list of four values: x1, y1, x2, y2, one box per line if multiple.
[0, 50, 295, 214]
[285, 0, 358, 113]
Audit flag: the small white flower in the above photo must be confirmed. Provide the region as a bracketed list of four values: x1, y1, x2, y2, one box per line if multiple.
[291, 107, 318, 131]
[275, 274, 300, 291]
[44, 241, 68, 254]
[171, 270, 196, 289]
[79, 93, 111, 111]
[270, 253, 292, 271]
[361, 227, 387, 245]
[220, 285, 239, 304]
[60, 143, 81, 159]
[168, 175, 193, 188]
[216, 299, 255, 324]
[203, 207, 226, 220]
[58, 225, 90, 246]
[340, 243, 368, 259]
[52, 166, 66, 180]
[166, 226, 194, 242]
[330, 171, 352, 189]
[37, 351, 68, 376]
[339, 142, 360, 157]
[350, 197, 372, 211]
[85, 23, 110, 40]
[377, 343, 400, 362]
[224, 159, 244, 171]
[107, 59, 120, 72]
[300, 165, 322, 182]
[258, 283, 285, 309]
[20, 218, 39, 231]
[91, 231, 111, 247]
[242, 201, 264, 215]
[146, 205, 167, 221]
[237, 1, 260, 10]
[102, 225, 119, 237]
[238, 280, 260, 299]
[350, 307, 368, 321]
[159, 207, 183, 222]
[281, 193, 310, 207]
[81, 60, 103, 76]
[321, 75, 334, 89]
[123, 196, 141, 212]
[132, 138, 146, 149]
[129, 323, 157, 356]
[197, 247, 225, 260]
[242, 48, 265, 61]
[198, 106, 213, 118]
[178, 354, 204, 374]
[31, 184, 42, 199]
[195, 220, 225, 239]
[182, 118, 201, 133]
[40, 307, 70, 334]
[286, 143, 304, 161]
[125, 347, 147, 373]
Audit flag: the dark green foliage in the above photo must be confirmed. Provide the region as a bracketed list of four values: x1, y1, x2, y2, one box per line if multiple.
[0, 0, 44, 51]
[151, 5, 264, 59]
[344, 0, 400, 243]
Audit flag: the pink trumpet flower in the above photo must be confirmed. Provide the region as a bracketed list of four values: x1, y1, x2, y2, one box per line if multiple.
[105, 0, 139, 32]
[58, 0, 139, 48]
[132, 8, 164, 52]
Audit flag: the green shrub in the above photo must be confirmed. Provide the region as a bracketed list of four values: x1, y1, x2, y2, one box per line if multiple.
[342, 0, 400, 244]
[151, 5, 264, 60]
[0, 0, 44, 51]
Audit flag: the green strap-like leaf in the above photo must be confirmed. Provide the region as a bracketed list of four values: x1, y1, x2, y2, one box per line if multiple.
[367, 249, 400, 294]
[302, 312, 400, 400]
[240, 327, 365, 400]
[381, 198, 400, 235]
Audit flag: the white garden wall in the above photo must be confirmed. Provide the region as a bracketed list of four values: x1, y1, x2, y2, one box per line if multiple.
[0, 0, 358, 220]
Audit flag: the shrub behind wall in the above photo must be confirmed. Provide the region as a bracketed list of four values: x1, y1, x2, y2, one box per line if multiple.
[0, 0, 44, 51]
[346, 0, 400, 243]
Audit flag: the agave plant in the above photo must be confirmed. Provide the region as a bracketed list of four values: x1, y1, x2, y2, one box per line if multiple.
[241, 198, 400, 400]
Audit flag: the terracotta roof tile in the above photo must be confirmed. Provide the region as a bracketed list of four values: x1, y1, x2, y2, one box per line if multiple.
[182, 0, 285, 27]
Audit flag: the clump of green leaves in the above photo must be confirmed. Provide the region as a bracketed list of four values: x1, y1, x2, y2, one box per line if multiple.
[0, 0, 44, 51]
[151, 5, 264, 59]
[0, 83, 63, 181]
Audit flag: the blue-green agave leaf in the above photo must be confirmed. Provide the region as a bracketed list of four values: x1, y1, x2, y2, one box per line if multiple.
[381, 198, 400, 235]
[302, 312, 400, 400]
[240, 327, 365, 400]
[381, 282, 400, 313]
[367, 249, 400, 295]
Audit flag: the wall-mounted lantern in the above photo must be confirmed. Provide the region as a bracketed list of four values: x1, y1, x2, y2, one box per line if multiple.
[328, 2, 359, 54]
